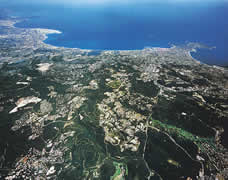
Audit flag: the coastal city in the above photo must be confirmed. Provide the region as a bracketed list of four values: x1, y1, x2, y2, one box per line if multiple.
[0, 17, 228, 180]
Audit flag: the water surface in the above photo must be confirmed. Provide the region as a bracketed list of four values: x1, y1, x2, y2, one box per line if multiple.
[2, 1, 228, 65]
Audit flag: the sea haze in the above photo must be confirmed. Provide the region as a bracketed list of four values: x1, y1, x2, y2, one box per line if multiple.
[2, 1, 228, 65]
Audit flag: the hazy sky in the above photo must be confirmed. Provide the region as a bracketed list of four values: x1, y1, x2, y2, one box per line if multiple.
[9, 0, 228, 5]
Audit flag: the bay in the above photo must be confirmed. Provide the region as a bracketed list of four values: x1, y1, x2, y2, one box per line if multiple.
[2, 1, 228, 65]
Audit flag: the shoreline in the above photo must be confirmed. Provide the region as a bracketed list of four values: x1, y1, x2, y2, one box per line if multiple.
[30, 28, 62, 40]
[10, 19, 65, 49]
[188, 50, 202, 64]
[0, 18, 218, 66]
[11, 19, 195, 55]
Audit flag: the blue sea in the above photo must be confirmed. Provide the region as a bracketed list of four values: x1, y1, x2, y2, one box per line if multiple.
[1, 1, 228, 65]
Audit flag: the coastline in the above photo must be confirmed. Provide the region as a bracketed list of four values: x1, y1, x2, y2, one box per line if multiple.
[1, 19, 64, 50]
[188, 50, 202, 64]
[30, 28, 62, 40]
[11, 19, 199, 57]
[1, 16, 228, 180]
[0, 18, 212, 66]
